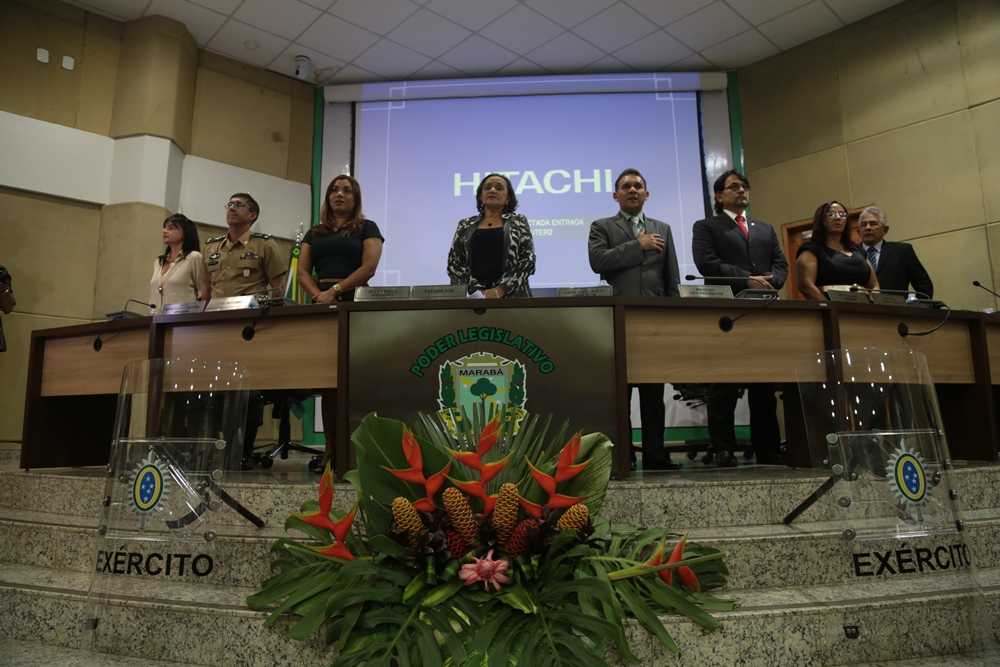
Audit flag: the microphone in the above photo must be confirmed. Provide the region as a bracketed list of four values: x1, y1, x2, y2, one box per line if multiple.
[851, 285, 944, 305]
[686, 275, 779, 332]
[973, 280, 1000, 300]
[848, 287, 949, 337]
[238, 285, 297, 308]
[94, 299, 154, 351]
[242, 304, 272, 341]
[239, 286, 285, 298]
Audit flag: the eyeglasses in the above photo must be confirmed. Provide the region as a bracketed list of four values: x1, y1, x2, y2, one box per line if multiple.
[225, 201, 249, 210]
[724, 183, 750, 192]
[825, 211, 848, 219]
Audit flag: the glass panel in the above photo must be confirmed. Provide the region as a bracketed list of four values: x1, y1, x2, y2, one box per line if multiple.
[82, 359, 249, 659]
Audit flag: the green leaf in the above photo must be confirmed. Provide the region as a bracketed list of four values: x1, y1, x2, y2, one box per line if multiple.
[615, 581, 679, 655]
[497, 582, 538, 614]
[422, 579, 464, 607]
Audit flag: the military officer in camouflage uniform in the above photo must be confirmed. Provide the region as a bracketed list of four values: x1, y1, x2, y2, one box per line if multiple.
[200, 192, 287, 300]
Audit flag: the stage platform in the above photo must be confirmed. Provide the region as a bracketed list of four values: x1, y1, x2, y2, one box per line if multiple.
[0, 450, 998, 666]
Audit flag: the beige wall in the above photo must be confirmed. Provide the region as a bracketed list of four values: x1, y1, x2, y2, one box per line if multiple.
[739, 0, 1000, 312]
[0, 0, 313, 447]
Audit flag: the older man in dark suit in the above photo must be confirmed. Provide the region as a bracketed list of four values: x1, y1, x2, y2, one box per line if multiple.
[857, 206, 933, 298]
[589, 168, 681, 471]
[692, 170, 788, 467]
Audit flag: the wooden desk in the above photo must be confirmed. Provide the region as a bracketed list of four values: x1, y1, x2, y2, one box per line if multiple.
[21, 299, 999, 474]
[21, 318, 153, 469]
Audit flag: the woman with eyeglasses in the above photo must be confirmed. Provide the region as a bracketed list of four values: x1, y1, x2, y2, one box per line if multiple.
[149, 213, 204, 314]
[298, 175, 384, 471]
[796, 201, 878, 300]
[447, 173, 535, 298]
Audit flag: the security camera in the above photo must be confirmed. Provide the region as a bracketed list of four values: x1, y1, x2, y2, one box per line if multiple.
[294, 55, 311, 81]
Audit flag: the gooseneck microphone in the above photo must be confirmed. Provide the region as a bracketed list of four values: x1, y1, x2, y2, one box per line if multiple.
[849, 287, 949, 337]
[686, 274, 778, 332]
[973, 280, 1000, 300]
[93, 299, 155, 351]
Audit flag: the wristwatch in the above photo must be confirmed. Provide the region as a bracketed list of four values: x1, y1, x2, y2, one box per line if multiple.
[333, 283, 343, 294]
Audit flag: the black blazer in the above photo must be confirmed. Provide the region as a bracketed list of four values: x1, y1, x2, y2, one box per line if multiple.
[860, 241, 933, 298]
[692, 213, 788, 290]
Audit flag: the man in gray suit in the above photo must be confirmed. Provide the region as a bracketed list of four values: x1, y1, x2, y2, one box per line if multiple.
[692, 170, 787, 467]
[589, 168, 681, 471]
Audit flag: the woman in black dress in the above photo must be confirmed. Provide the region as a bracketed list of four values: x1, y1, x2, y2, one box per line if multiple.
[447, 173, 535, 298]
[298, 175, 384, 469]
[796, 201, 878, 300]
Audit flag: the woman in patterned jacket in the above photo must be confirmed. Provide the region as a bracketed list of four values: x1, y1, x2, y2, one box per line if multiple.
[447, 173, 535, 298]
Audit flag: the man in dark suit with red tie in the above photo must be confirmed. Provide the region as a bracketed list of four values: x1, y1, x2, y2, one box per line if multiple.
[692, 170, 788, 466]
[857, 206, 933, 298]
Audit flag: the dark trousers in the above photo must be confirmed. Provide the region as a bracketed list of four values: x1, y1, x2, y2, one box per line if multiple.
[628, 383, 669, 464]
[706, 383, 780, 459]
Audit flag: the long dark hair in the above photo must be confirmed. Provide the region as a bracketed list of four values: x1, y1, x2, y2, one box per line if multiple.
[810, 201, 853, 250]
[316, 175, 364, 237]
[476, 173, 518, 214]
[158, 214, 200, 265]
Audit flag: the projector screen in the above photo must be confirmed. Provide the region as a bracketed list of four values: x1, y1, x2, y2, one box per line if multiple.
[325, 73, 732, 289]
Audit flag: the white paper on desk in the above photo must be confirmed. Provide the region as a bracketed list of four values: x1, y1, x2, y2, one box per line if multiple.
[468, 291, 486, 299]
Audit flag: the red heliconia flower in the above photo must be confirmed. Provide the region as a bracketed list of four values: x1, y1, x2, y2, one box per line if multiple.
[295, 462, 357, 560]
[555, 432, 589, 483]
[648, 534, 699, 591]
[445, 415, 511, 516]
[525, 458, 589, 510]
[294, 462, 338, 532]
[384, 427, 452, 512]
[458, 549, 511, 591]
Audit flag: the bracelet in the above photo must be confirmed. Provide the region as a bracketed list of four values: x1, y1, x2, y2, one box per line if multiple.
[333, 283, 343, 294]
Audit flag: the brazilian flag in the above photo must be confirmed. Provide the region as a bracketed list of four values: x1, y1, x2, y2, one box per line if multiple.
[284, 244, 307, 304]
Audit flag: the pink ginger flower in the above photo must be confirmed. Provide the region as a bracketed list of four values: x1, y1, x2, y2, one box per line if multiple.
[459, 549, 511, 591]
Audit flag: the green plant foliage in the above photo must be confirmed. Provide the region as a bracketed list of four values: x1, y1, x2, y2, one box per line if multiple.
[247, 412, 738, 666]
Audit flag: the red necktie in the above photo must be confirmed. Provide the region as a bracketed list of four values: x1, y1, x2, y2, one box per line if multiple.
[736, 214, 748, 237]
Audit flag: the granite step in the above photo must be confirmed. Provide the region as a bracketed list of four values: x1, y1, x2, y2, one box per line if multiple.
[0, 561, 996, 667]
[2, 461, 998, 529]
[1, 504, 997, 592]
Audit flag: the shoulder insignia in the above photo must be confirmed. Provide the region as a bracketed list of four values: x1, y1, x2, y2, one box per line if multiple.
[250, 232, 272, 239]
[205, 235, 225, 243]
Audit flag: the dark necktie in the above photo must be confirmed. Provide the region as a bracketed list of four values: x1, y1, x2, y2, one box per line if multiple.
[866, 246, 878, 270]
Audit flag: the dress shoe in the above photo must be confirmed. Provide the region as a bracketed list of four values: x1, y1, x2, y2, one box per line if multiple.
[644, 459, 683, 471]
[630, 461, 637, 472]
[716, 451, 738, 468]
[755, 452, 788, 465]
[241, 455, 256, 471]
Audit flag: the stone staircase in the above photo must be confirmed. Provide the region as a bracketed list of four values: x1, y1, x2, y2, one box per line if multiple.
[0, 453, 998, 666]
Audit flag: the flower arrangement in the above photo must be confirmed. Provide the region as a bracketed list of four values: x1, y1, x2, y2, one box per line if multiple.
[247, 410, 737, 666]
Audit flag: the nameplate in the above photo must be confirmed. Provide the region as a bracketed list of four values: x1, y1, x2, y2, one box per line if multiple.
[871, 293, 907, 306]
[556, 286, 613, 298]
[161, 301, 206, 315]
[205, 295, 258, 311]
[679, 284, 733, 299]
[355, 286, 411, 301]
[824, 287, 869, 303]
[411, 285, 466, 300]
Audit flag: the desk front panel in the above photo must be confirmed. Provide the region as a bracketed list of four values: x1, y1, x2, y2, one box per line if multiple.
[163, 315, 338, 390]
[40, 329, 150, 396]
[986, 320, 1000, 384]
[836, 312, 973, 384]
[624, 307, 825, 383]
